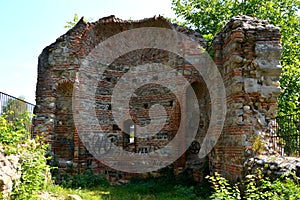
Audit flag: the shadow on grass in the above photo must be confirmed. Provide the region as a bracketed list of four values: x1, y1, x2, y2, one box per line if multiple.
[47, 169, 211, 200]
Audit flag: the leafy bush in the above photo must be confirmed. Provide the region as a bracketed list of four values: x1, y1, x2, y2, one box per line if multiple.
[244, 173, 300, 200]
[207, 173, 241, 200]
[12, 137, 50, 199]
[207, 172, 300, 200]
[0, 112, 51, 199]
[0, 111, 29, 146]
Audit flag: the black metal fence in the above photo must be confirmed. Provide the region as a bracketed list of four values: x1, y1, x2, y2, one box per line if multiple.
[0, 91, 35, 133]
[273, 113, 300, 156]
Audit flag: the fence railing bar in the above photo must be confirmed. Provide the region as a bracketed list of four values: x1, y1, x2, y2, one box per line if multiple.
[271, 112, 300, 156]
[0, 91, 35, 137]
[0, 91, 35, 106]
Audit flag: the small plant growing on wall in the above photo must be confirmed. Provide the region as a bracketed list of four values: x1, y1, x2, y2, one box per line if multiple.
[252, 134, 265, 154]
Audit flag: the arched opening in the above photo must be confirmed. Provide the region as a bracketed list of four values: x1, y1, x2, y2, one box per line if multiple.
[53, 81, 75, 163]
[184, 80, 210, 181]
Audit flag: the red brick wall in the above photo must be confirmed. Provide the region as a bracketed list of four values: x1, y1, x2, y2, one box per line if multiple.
[211, 16, 281, 181]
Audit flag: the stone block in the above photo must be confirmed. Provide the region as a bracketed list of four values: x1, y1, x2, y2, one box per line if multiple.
[244, 78, 259, 93]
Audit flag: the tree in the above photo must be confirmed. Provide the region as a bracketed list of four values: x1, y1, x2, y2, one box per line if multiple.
[172, 0, 300, 116]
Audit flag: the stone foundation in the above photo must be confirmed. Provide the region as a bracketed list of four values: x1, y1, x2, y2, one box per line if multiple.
[244, 156, 300, 180]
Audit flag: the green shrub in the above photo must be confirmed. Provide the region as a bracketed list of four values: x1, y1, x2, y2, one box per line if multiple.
[244, 173, 300, 200]
[12, 137, 50, 199]
[206, 172, 241, 200]
[0, 112, 51, 199]
[0, 111, 30, 147]
[207, 172, 300, 200]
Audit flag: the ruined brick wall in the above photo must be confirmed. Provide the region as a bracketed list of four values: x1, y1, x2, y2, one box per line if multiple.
[34, 15, 281, 182]
[211, 16, 282, 181]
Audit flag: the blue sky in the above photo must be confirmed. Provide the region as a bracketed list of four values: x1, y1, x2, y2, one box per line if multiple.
[0, 0, 176, 103]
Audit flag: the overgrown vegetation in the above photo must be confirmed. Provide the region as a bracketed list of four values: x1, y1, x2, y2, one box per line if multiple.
[47, 170, 300, 199]
[207, 173, 241, 200]
[1, 97, 27, 122]
[1, 111, 300, 199]
[47, 172, 211, 200]
[207, 172, 300, 199]
[53, 170, 110, 189]
[0, 112, 50, 199]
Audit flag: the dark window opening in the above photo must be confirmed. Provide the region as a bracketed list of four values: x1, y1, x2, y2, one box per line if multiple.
[113, 124, 121, 131]
[123, 120, 136, 148]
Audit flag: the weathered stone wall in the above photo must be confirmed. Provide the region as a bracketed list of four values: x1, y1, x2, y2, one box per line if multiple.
[211, 15, 282, 181]
[34, 15, 282, 182]
[0, 147, 21, 199]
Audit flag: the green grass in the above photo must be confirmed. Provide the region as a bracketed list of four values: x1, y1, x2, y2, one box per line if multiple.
[44, 171, 300, 199]
[44, 184, 109, 200]
[44, 176, 211, 200]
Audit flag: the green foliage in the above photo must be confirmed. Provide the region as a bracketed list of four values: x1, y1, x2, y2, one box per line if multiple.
[244, 173, 300, 199]
[2, 97, 27, 121]
[11, 136, 50, 200]
[127, 175, 211, 199]
[172, 0, 300, 115]
[252, 134, 265, 154]
[46, 173, 211, 200]
[45, 183, 110, 200]
[207, 172, 300, 199]
[64, 13, 92, 29]
[174, 185, 198, 199]
[54, 170, 109, 189]
[0, 112, 51, 199]
[206, 172, 241, 200]
[64, 13, 80, 29]
[0, 112, 30, 147]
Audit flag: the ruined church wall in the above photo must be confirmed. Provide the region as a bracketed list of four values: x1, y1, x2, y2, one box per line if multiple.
[211, 16, 282, 181]
[34, 15, 282, 182]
